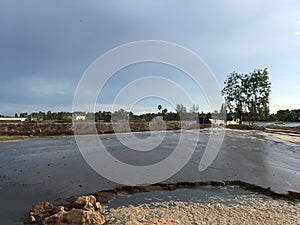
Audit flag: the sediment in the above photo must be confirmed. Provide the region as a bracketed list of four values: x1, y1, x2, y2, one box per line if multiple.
[0, 122, 211, 137]
[108, 196, 300, 224]
[27, 181, 300, 224]
[226, 124, 300, 133]
[92, 181, 300, 203]
[1, 122, 299, 137]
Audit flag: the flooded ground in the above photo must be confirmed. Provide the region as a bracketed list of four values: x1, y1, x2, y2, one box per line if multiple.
[0, 129, 299, 224]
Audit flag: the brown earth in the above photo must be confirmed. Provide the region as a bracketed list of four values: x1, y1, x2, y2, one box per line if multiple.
[226, 124, 300, 134]
[1, 122, 299, 137]
[0, 122, 212, 137]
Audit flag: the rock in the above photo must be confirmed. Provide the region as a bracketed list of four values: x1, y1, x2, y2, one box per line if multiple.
[72, 195, 102, 212]
[29, 201, 54, 218]
[74, 195, 96, 208]
[29, 216, 36, 222]
[28, 195, 108, 224]
[94, 191, 116, 203]
[43, 208, 108, 225]
[83, 202, 95, 212]
[95, 202, 102, 211]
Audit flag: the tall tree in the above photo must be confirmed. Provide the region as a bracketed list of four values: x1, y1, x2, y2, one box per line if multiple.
[175, 104, 187, 114]
[221, 72, 245, 124]
[222, 69, 271, 125]
[243, 68, 271, 124]
[175, 104, 188, 120]
[189, 104, 199, 113]
[112, 109, 128, 121]
[157, 105, 162, 113]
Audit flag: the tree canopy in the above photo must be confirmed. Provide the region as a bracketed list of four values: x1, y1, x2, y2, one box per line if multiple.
[222, 68, 271, 124]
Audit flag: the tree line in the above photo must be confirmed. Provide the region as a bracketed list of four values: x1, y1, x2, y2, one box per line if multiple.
[7, 67, 299, 124]
[10, 107, 300, 124]
[11, 104, 211, 123]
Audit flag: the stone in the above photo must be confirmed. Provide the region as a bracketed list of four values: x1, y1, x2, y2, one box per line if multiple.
[29, 216, 36, 222]
[29, 201, 54, 218]
[95, 202, 102, 211]
[71, 195, 104, 213]
[43, 208, 107, 225]
[83, 202, 95, 212]
[74, 195, 97, 208]
[29, 196, 108, 224]
[94, 191, 116, 203]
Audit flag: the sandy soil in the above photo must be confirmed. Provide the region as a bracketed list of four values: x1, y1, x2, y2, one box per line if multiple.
[107, 196, 300, 225]
[0, 135, 28, 142]
[257, 131, 300, 143]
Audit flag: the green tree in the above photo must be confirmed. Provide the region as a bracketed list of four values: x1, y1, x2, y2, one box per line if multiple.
[112, 109, 128, 122]
[46, 111, 52, 120]
[157, 105, 162, 113]
[243, 68, 271, 124]
[189, 104, 199, 113]
[175, 104, 187, 114]
[221, 72, 245, 124]
[222, 69, 271, 125]
[175, 104, 188, 120]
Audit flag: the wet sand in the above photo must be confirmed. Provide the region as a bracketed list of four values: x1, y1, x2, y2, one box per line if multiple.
[103, 186, 299, 225]
[107, 195, 300, 225]
[258, 130, 300, 143]
[0, 129, 300, 224]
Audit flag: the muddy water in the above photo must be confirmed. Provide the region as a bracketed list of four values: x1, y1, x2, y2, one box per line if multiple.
[105, 186, 261, 208]
[0, 129, 299, 224]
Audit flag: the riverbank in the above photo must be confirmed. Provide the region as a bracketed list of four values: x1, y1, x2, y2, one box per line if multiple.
[27, 181, 300, 224]
[0, 122, 212, 137]
[108, 195, 300, 225]
[227, 124, 300, 133]
[1, 122, 300, 137]
[0, 135, 28, 142]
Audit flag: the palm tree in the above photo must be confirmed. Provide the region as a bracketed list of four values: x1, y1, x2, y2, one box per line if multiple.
[157, 105, 162, 113]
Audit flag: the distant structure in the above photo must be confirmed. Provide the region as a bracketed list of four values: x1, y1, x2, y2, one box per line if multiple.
[0, 117, 27, 122]
[209, 119, 239, 126]
[73, 112, 86, 121]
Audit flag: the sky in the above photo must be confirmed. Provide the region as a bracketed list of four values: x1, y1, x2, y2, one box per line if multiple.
[1, 0, 300, 116]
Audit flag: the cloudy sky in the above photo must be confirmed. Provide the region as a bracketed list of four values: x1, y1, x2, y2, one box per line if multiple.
[1, 0, 300, 116]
